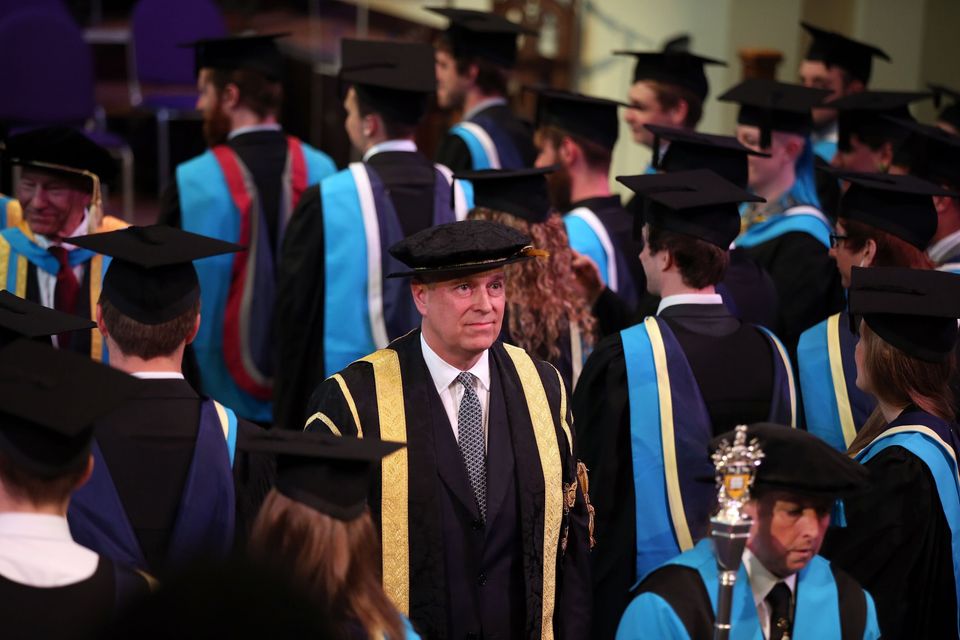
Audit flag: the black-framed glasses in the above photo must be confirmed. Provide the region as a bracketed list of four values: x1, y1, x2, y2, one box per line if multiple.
[829, 233, 849, 248]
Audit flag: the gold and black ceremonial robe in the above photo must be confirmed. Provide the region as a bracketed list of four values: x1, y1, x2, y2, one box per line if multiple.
[305, 330, 592, 640]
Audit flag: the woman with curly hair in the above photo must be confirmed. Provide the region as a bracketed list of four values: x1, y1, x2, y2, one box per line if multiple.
[821, 265, 960, 640]
[797, 172, 952, 451]
[244, 430, 419, 640]
[459, 167, 596, 388]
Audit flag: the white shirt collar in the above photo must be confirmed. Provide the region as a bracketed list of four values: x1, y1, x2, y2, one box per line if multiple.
[929, 229, 960, 264]
[420, 332, 490, 395]
[34, 208, 90, 251]
[463, 97, 508, 122]
[228, 123, 283, 140]
[362, 139, 418, 162]
[812, 120, 838, 143]
[0, 513, 74, 541]
[131, 371, 185, 380]
[743, 548, 797, 602]
[657, 292, 724, 315]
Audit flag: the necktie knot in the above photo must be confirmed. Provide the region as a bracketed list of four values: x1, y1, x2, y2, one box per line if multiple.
[457, 371, 476, 389]
[765, 581, 792, 640]
[48, 245, 69, 268]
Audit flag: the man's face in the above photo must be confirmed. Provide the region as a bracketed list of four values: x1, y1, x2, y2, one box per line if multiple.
[196, 68, 231, 147]
[638, 225, 663, 295]
[413, 269, 506, 364]
[17, 169, 90, 239]
[535, 133, 573, 212]
[746, 491, 832, 577]
[736, 125, 793, 194]
[832, 134, 888, 173]
[435, 49, 470, 110]
[624, 81, 673, 147]
[799, 60, 846, 128]
[343, 87, 366, 152]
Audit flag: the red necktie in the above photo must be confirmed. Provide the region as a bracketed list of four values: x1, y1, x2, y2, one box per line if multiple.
[49, 246, 80, 349]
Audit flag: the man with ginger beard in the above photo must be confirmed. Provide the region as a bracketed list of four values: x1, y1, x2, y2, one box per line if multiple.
[532, 88, 645, 312]
[159, 34, 335, 424]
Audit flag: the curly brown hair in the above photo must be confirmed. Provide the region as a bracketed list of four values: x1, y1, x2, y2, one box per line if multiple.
[468, 208, 595, 360]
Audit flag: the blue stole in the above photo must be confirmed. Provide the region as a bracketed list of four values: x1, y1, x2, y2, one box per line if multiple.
[797, 312, 877, 451]
[621, 317, 796, 581]
[68, 399, 238, 573]
[564, 206, 639, 307]
[0, 227, 112, 362]
[673, 540, 849, 639]
[856, 420, 960, 634]
[735, 207, 832, 250]
[449, 113, 525, 170]
[321, 163, 460, 376]
[178, 142, 334, 422]
[813, 138, 838, 163]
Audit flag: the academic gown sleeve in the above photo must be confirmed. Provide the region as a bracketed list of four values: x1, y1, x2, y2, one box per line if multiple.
[232, 419, 276, 548]
[434, 133, 473, 172]
[274, 186, 327, 431]
[820, 446, 958, 640]
[752, 232, 843, 349]
[303, 367, 362, 437]
[571, 333, 638, 640]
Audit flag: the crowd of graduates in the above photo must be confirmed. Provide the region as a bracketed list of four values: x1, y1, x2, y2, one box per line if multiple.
[0, 7, 959, 640]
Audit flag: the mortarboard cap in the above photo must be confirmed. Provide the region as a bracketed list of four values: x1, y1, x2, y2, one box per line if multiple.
[617, 168, 763, 248]
[801, 22, 890, 85]
[886, 117, 960, 188]
[719, 79, 831, 148]
[531, 87, 628, 150]
[826, 90, 931, 151]
[427, 7, 534, 68]
[186, 33, 288, 80]
[387, 219, 541, 279]
[6, 126, 115, 183]
[71, 225, 242, 325]
[339, 39, 436, 125]
[828, 170, 954, 249]
[712, 423, 869, 497]
[454, 166, 554, 224]
[645, 124, 770, 189]
[849, 266, 960, 362]
[0, 339, 138, 477]
[239, 429, 403, 521]
[929, 84, 960, 131]
[614, 36, 725, 102]
[0, 291, 94, 347]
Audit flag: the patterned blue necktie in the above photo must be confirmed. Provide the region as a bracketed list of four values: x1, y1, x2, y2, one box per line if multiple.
[456, 371, 487, 520]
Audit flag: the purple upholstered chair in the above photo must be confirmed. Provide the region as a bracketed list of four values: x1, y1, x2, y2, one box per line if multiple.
[0, 6, 135, 220]
[129, 0, 226, 192]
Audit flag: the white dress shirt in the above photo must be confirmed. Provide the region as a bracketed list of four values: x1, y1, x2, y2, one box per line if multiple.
[0, 513, 99, 587]
[420, 333, 491, 445]
[462, 97, 508, 122]
[33, 209, 91, 312]
[131, 371, 185, 380]
[743, 549, 798, 639]
[362, 139, 418, 162]
[227, 123, 283, 140]
[656, 292, 724, 315]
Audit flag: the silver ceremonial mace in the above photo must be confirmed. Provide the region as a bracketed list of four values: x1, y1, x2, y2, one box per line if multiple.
[709, 425, 764, 640]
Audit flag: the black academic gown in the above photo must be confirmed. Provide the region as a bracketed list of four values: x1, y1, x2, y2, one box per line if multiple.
[305, 331, 592, 640]
[821, 409, 960, 640]
[273, 150, 449, 432]
[0, 557, 151, 640]
[572, 303, 778, 640]
[91, 378, 272, 574]
[741, 231, 844, 351]
[435, 103, 537, 172]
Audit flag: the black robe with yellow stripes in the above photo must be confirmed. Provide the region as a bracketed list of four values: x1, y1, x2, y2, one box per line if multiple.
[305, 330, 592, 640]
